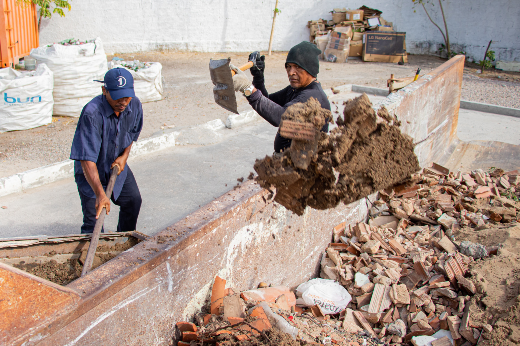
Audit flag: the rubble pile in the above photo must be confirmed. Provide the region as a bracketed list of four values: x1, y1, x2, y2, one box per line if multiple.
[320, 165, 520, 345]
[175, 278, 381, 346]
[175, 166, 519, 345]
[254, 94, 420, 216]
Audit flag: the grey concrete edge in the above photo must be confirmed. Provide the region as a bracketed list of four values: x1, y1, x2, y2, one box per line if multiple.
[3, 83, 516, 198]
[459, 100, 520, 118]
[0, 107, 264, 198]
[351, 84, 520, 118]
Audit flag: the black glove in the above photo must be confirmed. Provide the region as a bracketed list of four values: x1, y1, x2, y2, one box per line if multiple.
[250, 54, 265, 80]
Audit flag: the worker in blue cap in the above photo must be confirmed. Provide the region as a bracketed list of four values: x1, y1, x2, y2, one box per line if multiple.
[70, 68, 143, 233]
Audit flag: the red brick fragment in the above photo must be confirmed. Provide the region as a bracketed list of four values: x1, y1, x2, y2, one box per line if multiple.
[182, 331, 199, 342]
[176, 322, 197, 332]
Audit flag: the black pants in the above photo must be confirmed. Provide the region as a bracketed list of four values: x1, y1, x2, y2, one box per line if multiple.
[77, 167, 142, 234]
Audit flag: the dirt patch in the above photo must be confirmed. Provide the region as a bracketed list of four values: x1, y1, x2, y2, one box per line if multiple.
[12, 239, 136, 285]
[254, 94, 420, 215]
[14, 259, 83, 286]
[452, 224, 520, 345]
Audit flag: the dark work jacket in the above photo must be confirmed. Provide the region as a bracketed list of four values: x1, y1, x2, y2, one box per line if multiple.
[247, 78, 330, 152]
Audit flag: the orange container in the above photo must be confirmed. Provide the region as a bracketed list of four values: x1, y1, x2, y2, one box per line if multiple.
[0, 0, 39, 68]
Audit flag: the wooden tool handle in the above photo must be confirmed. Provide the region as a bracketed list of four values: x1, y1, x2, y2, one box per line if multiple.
[231, 61, 254, 76]
[81, 165, 119, 277]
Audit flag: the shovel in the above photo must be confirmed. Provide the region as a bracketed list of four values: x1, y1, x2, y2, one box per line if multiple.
[81, 165, 119, 276]
[209, 51, 260, 114]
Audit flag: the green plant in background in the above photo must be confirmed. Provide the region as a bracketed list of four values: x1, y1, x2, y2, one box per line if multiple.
[438, 44, 466, 58]
[18, 0, 71, 32]
[413, 0, 451, 58]
[480, 50, 496, 69]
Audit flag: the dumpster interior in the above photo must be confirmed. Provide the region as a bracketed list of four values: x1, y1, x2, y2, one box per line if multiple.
[0, 231, 147, 285]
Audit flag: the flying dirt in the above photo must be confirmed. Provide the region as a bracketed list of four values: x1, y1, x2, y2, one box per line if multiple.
[254, 94, 421, 215]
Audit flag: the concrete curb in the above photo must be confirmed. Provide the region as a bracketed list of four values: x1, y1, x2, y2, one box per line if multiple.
[460, 100, 520, 118]
[0, 111, 258, 198]
[2, 83, 518, 198]
[0, 131, 177, 198]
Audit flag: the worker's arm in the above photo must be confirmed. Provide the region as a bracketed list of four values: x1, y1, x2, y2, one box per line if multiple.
[111, 142, 133, 175]
[81, 160, 110, 218]
[246, 88, 290, 127]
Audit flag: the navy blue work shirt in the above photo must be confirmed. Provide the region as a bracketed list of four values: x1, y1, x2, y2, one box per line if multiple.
[70, 94, 143, 200]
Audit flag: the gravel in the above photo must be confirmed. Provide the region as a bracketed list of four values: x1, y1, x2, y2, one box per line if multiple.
[462, 74, 520, 109]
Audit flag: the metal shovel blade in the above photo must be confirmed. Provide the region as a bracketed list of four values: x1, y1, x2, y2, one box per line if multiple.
[209, 58, 238, 114]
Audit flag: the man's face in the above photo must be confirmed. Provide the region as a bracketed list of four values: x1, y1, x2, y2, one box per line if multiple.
[102, 87, 132, 115]
[285, 63, 314, 89]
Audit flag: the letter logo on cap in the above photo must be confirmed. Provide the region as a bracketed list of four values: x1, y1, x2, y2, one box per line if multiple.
[117, 76, 126, 87]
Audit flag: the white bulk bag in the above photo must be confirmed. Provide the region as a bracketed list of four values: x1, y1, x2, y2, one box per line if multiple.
[30, 37, 107, 117]
[0, 64, 54, 132]
[109, 61, 163, 103]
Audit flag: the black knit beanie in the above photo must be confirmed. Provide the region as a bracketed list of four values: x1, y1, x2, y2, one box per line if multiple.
[285, 41, 321, 78]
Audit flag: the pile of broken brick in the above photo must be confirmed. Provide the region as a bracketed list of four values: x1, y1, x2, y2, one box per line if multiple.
[174, 165, 519, 345]
[321, 164, 519, 345]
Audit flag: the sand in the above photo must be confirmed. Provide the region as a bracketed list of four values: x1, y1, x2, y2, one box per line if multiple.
[452, 221, 520, 345]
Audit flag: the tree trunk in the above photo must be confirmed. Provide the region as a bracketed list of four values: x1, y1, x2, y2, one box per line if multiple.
[421, 3, 447, 53]
[438, 0, 450, 57]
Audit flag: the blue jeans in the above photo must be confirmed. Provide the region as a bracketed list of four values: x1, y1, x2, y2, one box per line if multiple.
[77, 167, 142, 234]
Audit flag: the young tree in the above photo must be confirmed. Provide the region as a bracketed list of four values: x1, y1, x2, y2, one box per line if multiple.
[18, 0, 71, 32]
[413, 0, 451, 58]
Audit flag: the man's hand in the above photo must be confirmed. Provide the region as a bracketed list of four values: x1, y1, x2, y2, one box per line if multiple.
[111, 142, 133, 175]
[111, 158, 125, 175]
[229, 64, 252, 93]
[250, 54, 265, 80]
[95, 193, 111, 219]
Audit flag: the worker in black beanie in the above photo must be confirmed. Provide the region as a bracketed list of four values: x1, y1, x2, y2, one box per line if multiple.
[230, 41, 330, 153]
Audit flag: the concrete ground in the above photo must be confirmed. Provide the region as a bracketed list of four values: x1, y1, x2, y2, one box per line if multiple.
[1, 90, 519, 239]
[1, 53, 519, 178]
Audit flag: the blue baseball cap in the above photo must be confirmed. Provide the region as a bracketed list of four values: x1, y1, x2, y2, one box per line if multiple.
[96, 68, 135, 100]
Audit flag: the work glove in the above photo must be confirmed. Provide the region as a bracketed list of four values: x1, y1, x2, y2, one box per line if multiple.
[249, 54, 265, 80]
[229, 64, 252, 93]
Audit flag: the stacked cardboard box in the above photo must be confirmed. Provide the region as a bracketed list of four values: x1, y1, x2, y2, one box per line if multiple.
[307, 5, 401, 61]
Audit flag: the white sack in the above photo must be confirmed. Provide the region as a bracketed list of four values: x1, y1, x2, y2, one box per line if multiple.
[109, 61, 163, 103]
[30, 37, 107, 117]
[296, 278, 352, 314]
[0, 64, 54, 132]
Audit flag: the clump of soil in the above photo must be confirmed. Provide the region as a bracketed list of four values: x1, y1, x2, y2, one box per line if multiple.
[254, 94, 420, 215]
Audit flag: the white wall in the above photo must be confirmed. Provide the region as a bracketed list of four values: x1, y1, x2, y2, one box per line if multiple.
[38, 0, 520, 62]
